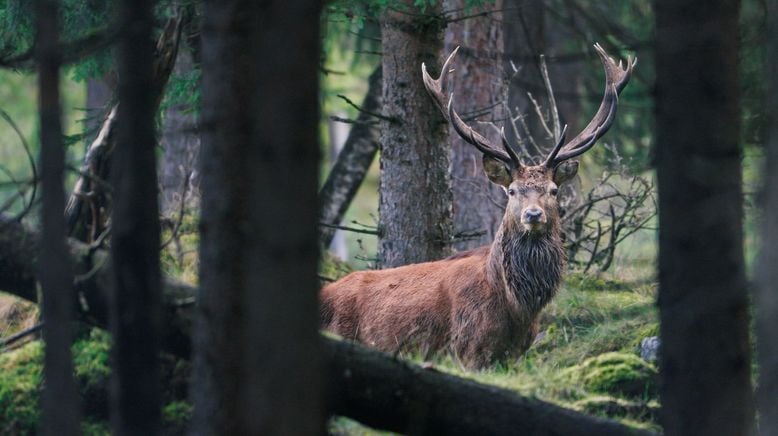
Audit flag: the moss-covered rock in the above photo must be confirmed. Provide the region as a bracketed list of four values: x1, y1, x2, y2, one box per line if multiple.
[0, 341, 42, 435]
[562, 352, 657, 399]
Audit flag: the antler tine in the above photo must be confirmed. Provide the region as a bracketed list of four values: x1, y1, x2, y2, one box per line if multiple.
[546, 43, 635, 168]
[542, 124, 569, 167]
[554, 94, 618, 162]
[421, 46, 460, 119]
[423, 47, 518, 168]
[500, 127, 522, 168]
[447, 96, 513, 164]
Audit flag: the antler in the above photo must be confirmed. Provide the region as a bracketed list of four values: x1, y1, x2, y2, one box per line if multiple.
[543, 43, 636, 168]
[422, 47, 522, 169]
[422, 44, 635, 170]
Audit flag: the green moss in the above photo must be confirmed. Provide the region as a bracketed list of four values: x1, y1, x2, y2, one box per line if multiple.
[82, 419, 110, 436]
[320, 251, 354, 281]
[574, 395, 659, 422]
[73, 329, 111, 418]
[162, 401, 192, 435]
[562, 352, 657, 399]
[0, 341, 43, 435]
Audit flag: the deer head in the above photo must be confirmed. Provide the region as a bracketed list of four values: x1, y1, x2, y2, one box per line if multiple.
[422, 44, 636, 235]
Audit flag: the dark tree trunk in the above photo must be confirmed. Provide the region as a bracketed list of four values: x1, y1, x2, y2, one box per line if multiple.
[192, 0, 324, 433]
[443, 0, 506, 250]
[160, 46, 200, 213]
[35, 0, 80, 433]
[319, 65, 382, 249]
[109, 0, 162, 433]
[756, 1, 778, 432]
[379, 3, 452, 267]
[655, 1, 754, 434]
[0, 222, 653, 436]
[504, 0, 547, 153]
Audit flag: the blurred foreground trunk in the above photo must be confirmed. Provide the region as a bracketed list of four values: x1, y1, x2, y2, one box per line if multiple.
[109, 0, 162, 433]
[655, 0, 754, 434]
[191, 0, 324, 433]
[35, 0, 81, 433]
[756, 0, 778, 432]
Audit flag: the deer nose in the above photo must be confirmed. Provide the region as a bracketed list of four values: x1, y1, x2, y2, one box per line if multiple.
[524, 208, 544, 223]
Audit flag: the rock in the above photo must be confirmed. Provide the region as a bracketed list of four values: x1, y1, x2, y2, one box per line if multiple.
[639, 336, 661, 363]
[563, 352, 658, 399]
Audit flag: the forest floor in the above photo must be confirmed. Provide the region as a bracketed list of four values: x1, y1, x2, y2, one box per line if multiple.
[0, 242, 660, 434]
[328, 269, 661, 435]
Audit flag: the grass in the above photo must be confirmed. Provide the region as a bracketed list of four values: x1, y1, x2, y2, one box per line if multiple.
[329, 268, 662, 434]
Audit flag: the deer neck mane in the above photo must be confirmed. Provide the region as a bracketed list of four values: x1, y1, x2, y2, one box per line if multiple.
[487, 218, 565, 317]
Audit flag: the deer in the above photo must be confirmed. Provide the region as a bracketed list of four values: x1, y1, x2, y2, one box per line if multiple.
[320, 44, 635, 369]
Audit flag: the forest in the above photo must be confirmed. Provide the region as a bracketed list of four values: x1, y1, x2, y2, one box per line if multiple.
[0, 0, 774, 434]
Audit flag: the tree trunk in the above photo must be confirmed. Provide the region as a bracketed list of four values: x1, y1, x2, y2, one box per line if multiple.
[65, 18, 181, 243]
[191, 0, 324, 434]
[35, 0, 81, 433]
[379, 3, 452, 267]
[109, 0, 162, 433]
[655, 1, 754, 434]
[756, 0, 778, 432]
[0, 221, 653, 436]
[319, 65, 382, 249]
[504, 0, 547, 154]
[160, 46, 200, 213]
[444, 1, 506, 250]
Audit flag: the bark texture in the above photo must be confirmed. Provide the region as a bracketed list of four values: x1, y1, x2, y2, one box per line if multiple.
[379, 3, 452, 267]
[504, 0, 547, 154]
[109, 0, 162, 433]
[443, 0, 506, 250]
[192, 0, 324, 433]
[319, 65, 382, 249]
[0, 220, 653, 436]
[756, 0, 778, 432]
[35, 0, 80, 433]
[655, 1, 754, 434]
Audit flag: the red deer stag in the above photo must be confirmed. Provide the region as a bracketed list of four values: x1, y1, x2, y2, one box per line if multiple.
[320, 44, 635, 369]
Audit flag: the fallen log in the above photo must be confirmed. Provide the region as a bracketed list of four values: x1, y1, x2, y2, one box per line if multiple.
[0, 219, 654, 435]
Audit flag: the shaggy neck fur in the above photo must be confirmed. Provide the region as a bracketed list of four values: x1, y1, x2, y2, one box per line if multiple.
[488, 215, 565, 318]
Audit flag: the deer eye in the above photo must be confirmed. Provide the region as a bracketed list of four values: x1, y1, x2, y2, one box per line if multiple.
[507, 188, 516, 196]
[550, 187, 559, 196]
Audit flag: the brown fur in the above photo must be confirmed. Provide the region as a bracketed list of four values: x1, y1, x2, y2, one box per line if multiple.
[320, 165, 572, 369]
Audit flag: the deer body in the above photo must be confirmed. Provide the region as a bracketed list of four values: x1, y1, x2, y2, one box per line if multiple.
[321, 45, 635, 369]
[321, 211, 564, 367]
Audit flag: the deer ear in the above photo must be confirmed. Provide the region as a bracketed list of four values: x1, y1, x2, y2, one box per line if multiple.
[553, 160, 579, 185]
[482, 156, 512, 187]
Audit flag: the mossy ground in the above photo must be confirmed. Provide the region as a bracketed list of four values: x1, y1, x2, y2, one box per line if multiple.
[329, 270, 662, 434]
[1, 217, 660, 434]
[0, 327, 190, 435]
